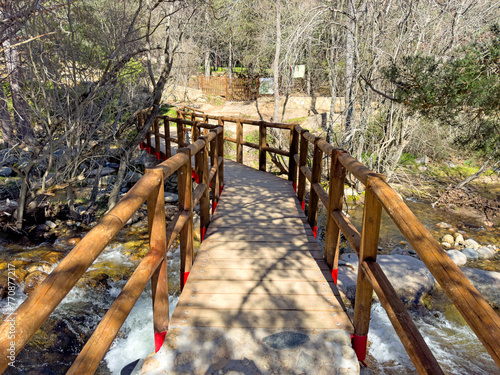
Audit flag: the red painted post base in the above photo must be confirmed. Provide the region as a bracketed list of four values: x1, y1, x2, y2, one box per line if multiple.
[331, 268, 338, 285]
[312, 226, 317, 238]
[292, 182, 297, 192]
[155, 151, 161, 159]
[154, 331, 167, 353]
[191, 170, 200, 183]
[212, 201, 218, 214]
[352, 334, 368, 362]
[201, 227, 207, 242]
[219, 185, 223, 196]
[301, 201, 305, 211]
[140, 142, 145, 150]
[180, 271, 189, 291]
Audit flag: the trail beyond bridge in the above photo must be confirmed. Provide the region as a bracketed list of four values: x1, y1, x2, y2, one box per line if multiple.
[0, 107, 499, 374]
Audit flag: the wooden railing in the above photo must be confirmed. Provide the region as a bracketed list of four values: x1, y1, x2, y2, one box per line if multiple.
[1, 105, 499, 374]
[0, 117, 224, 374]
[178, 106, 500, 374]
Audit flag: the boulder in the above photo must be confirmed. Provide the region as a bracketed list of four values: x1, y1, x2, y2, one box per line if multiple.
[24, 271, 48, 295]
[461, 248, 479, 260]
[463, 239, 480, 250]
[441, 234, 454, 245]
[0, 167, 12, 177]
[454, 233, 465, 245]
[126, 171, 143, 184]
[165, 192, 179, 203]
[461, 268, 500, 309]
[338, 254, 435, 304]
[476, 247, 496, 260]
[436, 222, 453, 229]
[446, 250, 467, 266]
[415, 155, 430, 165]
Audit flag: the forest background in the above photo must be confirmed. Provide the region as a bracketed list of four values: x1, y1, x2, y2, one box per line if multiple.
[1, 0, 499, 230]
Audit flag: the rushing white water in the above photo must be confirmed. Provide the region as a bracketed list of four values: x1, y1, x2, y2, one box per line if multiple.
[104, 246, 181, 374]
[368, 302, 499, 374]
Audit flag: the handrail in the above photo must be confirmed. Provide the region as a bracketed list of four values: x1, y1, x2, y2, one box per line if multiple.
[0, 111, 224, 373]
[171, 108, 500, 373]
[289, 124, 500, 373]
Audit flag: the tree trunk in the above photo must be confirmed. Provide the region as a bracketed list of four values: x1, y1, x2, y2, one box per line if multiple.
[108, 153, 128, 210]
[344, 0, 356, 138]
[272, 0, 281, 122]
[0, 85, 13, 147]
[204, 51, 210, 77]
[3, 38, 35, 145]
[228, 38, 233, 80]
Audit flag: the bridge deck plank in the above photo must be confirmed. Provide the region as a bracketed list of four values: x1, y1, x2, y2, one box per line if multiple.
[169, 160, 352, 333]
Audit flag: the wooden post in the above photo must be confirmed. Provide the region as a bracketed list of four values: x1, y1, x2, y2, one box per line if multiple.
[308, 139, 322, 238]
[297, 130, 308, 211]
[259, 122, 266, 171]
[177, 114, 184, 148]
[324, 150, 346, 284]
[197, 136, 210, 242]
[211, 129, 220, 214]
[289, 125, 299, 191]
[353, 175, 383, 362]
[203, 114, 209, 136]
[193, 119, 199, 143]
[164, 117, 171, 159]
[217, 126, 224, 194]
[199, 75, 203, 91]
[177, 148, 194, 290]
[146, 168, 169, 352]
[154, 118, 161, 159]
[236, 120, 243, 164]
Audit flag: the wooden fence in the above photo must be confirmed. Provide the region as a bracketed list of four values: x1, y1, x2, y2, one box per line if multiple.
[195, 75, 259, 101]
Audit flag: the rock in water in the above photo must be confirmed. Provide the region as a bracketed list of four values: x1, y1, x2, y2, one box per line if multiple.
[441, 234, 455, 245]
[436, 222, 453, 229]
[338, 254, 435, 304]
[446, 250, 467, 266]
[476, 247, 496, 259]
[461, 248, 479, 260]
[463, 239, 480, 250]
[461, 268, 500, 309]
[24, 271, 48, 295]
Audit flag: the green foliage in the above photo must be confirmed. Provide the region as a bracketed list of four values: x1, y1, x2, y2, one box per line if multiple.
[245, 130, 259, 144]
[383, 25, 500, 157]
[399, 153, 417, 165]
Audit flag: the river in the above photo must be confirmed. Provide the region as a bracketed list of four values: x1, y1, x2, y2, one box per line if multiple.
[0, 197, 498, 374]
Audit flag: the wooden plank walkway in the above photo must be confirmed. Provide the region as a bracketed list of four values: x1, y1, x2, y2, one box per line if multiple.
[169, 160, 352, 331]
[140, 160, 358, 374]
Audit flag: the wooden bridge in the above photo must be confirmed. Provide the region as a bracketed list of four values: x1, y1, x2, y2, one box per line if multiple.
[0, 107, 499, 374]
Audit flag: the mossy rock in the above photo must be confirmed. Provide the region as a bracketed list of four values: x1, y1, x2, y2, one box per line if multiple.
[41, 251, 66, 264]
[24, 271, 48, 295]
[0, 268, 28, 285]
